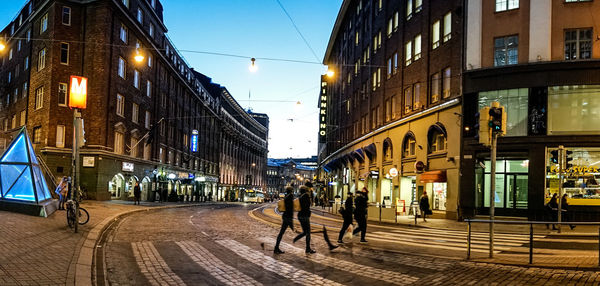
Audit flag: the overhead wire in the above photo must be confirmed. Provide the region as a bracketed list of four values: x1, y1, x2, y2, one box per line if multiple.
[274, 0, 321, 63]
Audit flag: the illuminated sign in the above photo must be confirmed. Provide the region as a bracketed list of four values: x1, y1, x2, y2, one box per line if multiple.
[122, 162, 134, 172]
[389, 168, 399, 177]
[69, 76, 88, 109]
[318, 80, 328, 143]
[550, 165, 599, 175]
[191, 129, 198, 152]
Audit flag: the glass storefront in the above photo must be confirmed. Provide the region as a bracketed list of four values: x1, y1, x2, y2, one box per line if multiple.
[548, 86, 600, 135]
[546, 147, 600, 205]
[478, 88, 528, 136]
[475, 159, 528, 209]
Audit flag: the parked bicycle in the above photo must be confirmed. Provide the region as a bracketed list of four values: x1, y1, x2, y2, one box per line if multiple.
[66, 197, 89, 228]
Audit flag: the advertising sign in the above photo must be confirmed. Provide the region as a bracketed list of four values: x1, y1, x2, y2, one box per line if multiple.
[318, 80, 328, 143]
[69, 76, 88, 109]
[191, 130, 198, 152]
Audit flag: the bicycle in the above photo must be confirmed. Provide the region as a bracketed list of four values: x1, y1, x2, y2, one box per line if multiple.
[66, 199, 89, 228]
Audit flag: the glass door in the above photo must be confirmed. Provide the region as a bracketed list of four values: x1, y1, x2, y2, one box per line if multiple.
[508, 174, 528, 209]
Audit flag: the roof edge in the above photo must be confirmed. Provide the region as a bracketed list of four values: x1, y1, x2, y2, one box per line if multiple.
[323, 0, 351, 64]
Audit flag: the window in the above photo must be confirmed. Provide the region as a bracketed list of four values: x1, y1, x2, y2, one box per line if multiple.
[17, 40, 21, 51]
[393, 12, 399, 31]
[56, 125, 65, 148]
[58, 83, 67, 106]
[443, 12, 452, 42]
[151, 0, 156, 8]
[393, 52, 398, 74]
[494, 35, 518, 66]
[145, 111, 151, 129]
[442, 68, 451, 98]
[35, 87, 43, 110]
[372, 71, 377, 91]
[148, 54, 152, 67]
[120, 24, 128, 43]
[404, 87, 412, 113]
[130, 137, 138, 157]
[114, 131, 124, 154]
[22, 82, 28, 98]
[413, 83, 422, 110]
[146, 80, 152, 97]
[132, 103, 139, 123]
[33, 126, 42, 143]
[8, 72, 11, 83]
[149, 23, 154, 37]
[26, 29, 31, 42]
[60, 43, 69, 65]
[428, 128, 446, 153]
[62, 6, 71, 25]
[19, 110, 25, 126]
[40, 13, 48, 33]
[478, 88, 528, 136]
[118, 57, 126, 78]
[496, 0, 519, 12]
[122, 0, 129, 8]
[13, 88, 18, 103]
[547, 85, 600, 135]
[387, 58, 392, 78]
[377, 68, 381, 87]
[431, 72, 441, 103]
[415, 0, 422, 12]
[406, 0, 413, 19]
[565, 0, 593, 2]
[38, 48, 46, 71]
[134, 70, 140, 88]
[11, 115, 16, 129]
[403, 134, 416, 157]
[565, 28, 592, 60]
[137, 8, 143, 23]
[24, 56, 29, 70]
[414, 34, 422, 60]
[432, 20, 440, 49]
[391, 95, 397, 119]
[116, 94, 124, 116]
[9, 48, 12, 60]
[405, 41, 412, 66]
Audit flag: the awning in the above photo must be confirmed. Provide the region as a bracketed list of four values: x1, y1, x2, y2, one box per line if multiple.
[352, 149, 365, 163]
[363, 143, 376, 160]
[419, 170, 447, 183]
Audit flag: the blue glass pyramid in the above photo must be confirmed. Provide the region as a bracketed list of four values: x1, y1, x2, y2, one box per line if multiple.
[0, 128, 52, 203]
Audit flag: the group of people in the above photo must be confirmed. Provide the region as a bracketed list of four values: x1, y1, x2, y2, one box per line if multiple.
[546, 193, 575, 230]
[273, 183, 370, 255]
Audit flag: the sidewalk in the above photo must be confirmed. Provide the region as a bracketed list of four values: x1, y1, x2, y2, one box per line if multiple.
[0, 200, 206, 286]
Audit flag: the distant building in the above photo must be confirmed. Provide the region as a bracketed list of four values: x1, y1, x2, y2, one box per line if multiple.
[267, 157, 317, 195]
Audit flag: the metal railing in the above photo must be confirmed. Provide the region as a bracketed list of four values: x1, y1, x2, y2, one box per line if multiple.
[37, 155, 58, 192]
[465, 219, 600, 266]
[322, 200, 416, 224]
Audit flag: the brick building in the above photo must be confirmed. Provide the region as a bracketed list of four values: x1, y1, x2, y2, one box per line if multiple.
[319, 0, 463, 219]
[0, 0, 266, 201]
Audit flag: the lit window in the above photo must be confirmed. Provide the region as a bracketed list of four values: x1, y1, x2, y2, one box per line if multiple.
[33, 126, 42, 143]
[494, 35, 519, 66]
[406, 0, 413, 19]
[404, 87, 412, 113]
[565, 28, 592, 60]
[40, 13, 48, 33]
[56, 125, 65, 148]
[414, 34, 422, 60]
[114, 131, 124, 154]
[120, 24, 128, 43]
[116, 94, 124, 116]
[432, 20, 440, 49]
[122, 0, 129, 8]
[443, 12, 452, 42]
[62, 6, 71, 26]
[496, 0, 519, 12]
[137, 8, 143, 23]
[58, 83, 67, 106]
[442, 68, 451, 98]
[22, 82, 28, 98]
[146, 80, 152, 97]
[429, 129, 446, 153]
[403, 135, 416, 157]
[134, 70, 140, 88]
[405, 40, 412, 66]
[35, 87, 43, 110]
[9, 48, 12, 60]
[118, 57, 126, 78]
[149, 23, 154, 37]
[148, 54, 152, 67]
[38, 48, 46, 71]
[24, 56, 29, 70]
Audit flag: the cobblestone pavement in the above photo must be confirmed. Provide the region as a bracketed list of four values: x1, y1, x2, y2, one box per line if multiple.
[103, 203, 600, 285]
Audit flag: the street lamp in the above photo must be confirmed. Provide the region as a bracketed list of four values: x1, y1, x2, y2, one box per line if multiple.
[134, 50, 144, 63]
[325, 65, 334, 78]
[249, 58, 258, 73]
[0, 42, 6, 52]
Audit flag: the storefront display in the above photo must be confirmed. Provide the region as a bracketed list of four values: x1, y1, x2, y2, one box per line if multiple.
[546, 147, 600, 205]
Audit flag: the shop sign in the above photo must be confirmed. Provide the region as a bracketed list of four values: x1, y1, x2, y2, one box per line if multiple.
[389, 167, 399, 177]
[318, 81, 328, 143]
[415, 161, 426, 173]
[191, 130, 198, 152]
[188, 173, 195, 179]
[82, 156, 95, 167]
[549, 165, 599, 175]
[122, 162, 134, 172]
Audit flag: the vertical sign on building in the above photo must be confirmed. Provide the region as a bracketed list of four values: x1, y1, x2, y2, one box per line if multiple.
[69, 76, 88, 109]
[191, 129, 198, 152]
[318, 79, 328, 143]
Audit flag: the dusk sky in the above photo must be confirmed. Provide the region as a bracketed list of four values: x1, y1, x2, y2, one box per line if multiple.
[0, 0, 342, 158]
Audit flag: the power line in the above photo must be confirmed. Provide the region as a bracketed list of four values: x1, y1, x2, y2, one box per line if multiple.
[274, 0, 321, 63]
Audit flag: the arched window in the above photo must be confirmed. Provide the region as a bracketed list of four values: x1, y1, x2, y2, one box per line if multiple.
[402, 132, 416, 157]
[428, 123, 447, 154]
[383, 138, 393, 161]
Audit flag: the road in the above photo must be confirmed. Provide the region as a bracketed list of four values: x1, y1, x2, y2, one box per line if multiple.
[99, 203, 600, 285]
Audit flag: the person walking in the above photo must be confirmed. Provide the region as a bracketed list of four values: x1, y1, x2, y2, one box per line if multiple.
[133, 182, 141, 205]
[55, 177, 68, 210]
[561, 193, 575, 230]
[337, 191, 354, 243]
[352, 188, 368, 243]
[546, 193, 559, 230]
[419, 191, 431, 222]
[293, 185, 316, 253]
[274, 186, 295, 254]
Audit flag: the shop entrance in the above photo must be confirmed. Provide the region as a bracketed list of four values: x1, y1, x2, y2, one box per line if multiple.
[476, 159, 529, 212]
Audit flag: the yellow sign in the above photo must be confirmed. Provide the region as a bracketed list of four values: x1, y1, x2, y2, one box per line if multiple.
[69, 76, 88, 109]
[549, 165, 599, 175]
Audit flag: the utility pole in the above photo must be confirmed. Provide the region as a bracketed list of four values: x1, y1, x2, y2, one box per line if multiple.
[557, 145, 565, 234]
[72, 109, 82, 233]
[489, 131, 497, 258]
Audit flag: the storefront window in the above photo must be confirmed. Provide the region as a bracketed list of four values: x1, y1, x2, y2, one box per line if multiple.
[481, 159, 528, 209]
[478, 88, 528, 136]
[548, 85, 600, 135]
[546, 147, 600, 205]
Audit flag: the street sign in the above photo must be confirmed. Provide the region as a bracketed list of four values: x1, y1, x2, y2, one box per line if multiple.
[69, 76, 88, 109]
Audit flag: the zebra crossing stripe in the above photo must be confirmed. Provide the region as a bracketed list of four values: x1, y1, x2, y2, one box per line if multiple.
[366, 234, 502, 254]
[260, 237, 419, 285]
[131, 241, 186, 286]
[371, 231, 526, 247]
[217, 239, 344, 286]
[176, 241, 262, 286]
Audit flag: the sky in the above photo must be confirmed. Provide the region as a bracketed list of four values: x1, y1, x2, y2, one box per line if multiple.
[0, 0, 342, 159]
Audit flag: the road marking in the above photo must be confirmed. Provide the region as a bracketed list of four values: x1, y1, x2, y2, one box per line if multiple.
[371, 231, 526, 247]
[217, 239, 343, 286]
[260, 237, 419, 285]
[176, 241, 261, 286]
[132, 242, 186, 286]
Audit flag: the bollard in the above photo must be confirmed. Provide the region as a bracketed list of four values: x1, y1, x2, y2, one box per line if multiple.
[529, 223, 533, 264]
[379, 205, 382, 222]
[467, 221, 471, 260]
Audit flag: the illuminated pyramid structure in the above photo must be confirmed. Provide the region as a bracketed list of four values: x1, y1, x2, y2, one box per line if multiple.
[0, 127, 56, 217]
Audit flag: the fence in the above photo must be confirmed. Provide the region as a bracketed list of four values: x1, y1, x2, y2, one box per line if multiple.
[324, 200, 420, 224]
[465, 219, 600, 266]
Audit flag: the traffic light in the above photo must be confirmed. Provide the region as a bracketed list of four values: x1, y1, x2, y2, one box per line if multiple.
[550, 150, 559, 164]
[478, 107, 491, 146]
[489, 107, 502, 132]
[565, 150, 574, 170]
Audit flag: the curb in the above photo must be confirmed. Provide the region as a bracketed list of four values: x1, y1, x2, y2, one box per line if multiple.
[71, 203, 205, 286]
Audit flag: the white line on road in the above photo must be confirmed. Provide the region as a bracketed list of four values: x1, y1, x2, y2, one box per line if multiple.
[176, 241, 262, 286]
[260, 237, 419, 285]
[131, 241, 186, 286]
[217, 239, 343, 286]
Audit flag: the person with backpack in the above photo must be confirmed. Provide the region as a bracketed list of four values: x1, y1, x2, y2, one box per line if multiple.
[337, 191, 354, 243]
[274, 186, 295, 254]
[293, 185, 316, 253]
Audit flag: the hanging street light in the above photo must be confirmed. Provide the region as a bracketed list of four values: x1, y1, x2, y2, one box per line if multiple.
[249, 58, 258, 72]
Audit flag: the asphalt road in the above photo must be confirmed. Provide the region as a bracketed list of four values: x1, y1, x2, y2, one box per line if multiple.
[99, 203, 600, 285]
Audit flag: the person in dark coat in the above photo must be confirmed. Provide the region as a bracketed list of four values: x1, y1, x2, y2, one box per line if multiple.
[352, 188, 368, 242]
[274, 186, 295, 254]
[419, 191, 431, 222]
[337, 191, 354, 243]
[561, 194, 575, 230]
[293, 185, 316, 253]
[547, 193, 558, 230]
[133, 182, 141, 205]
